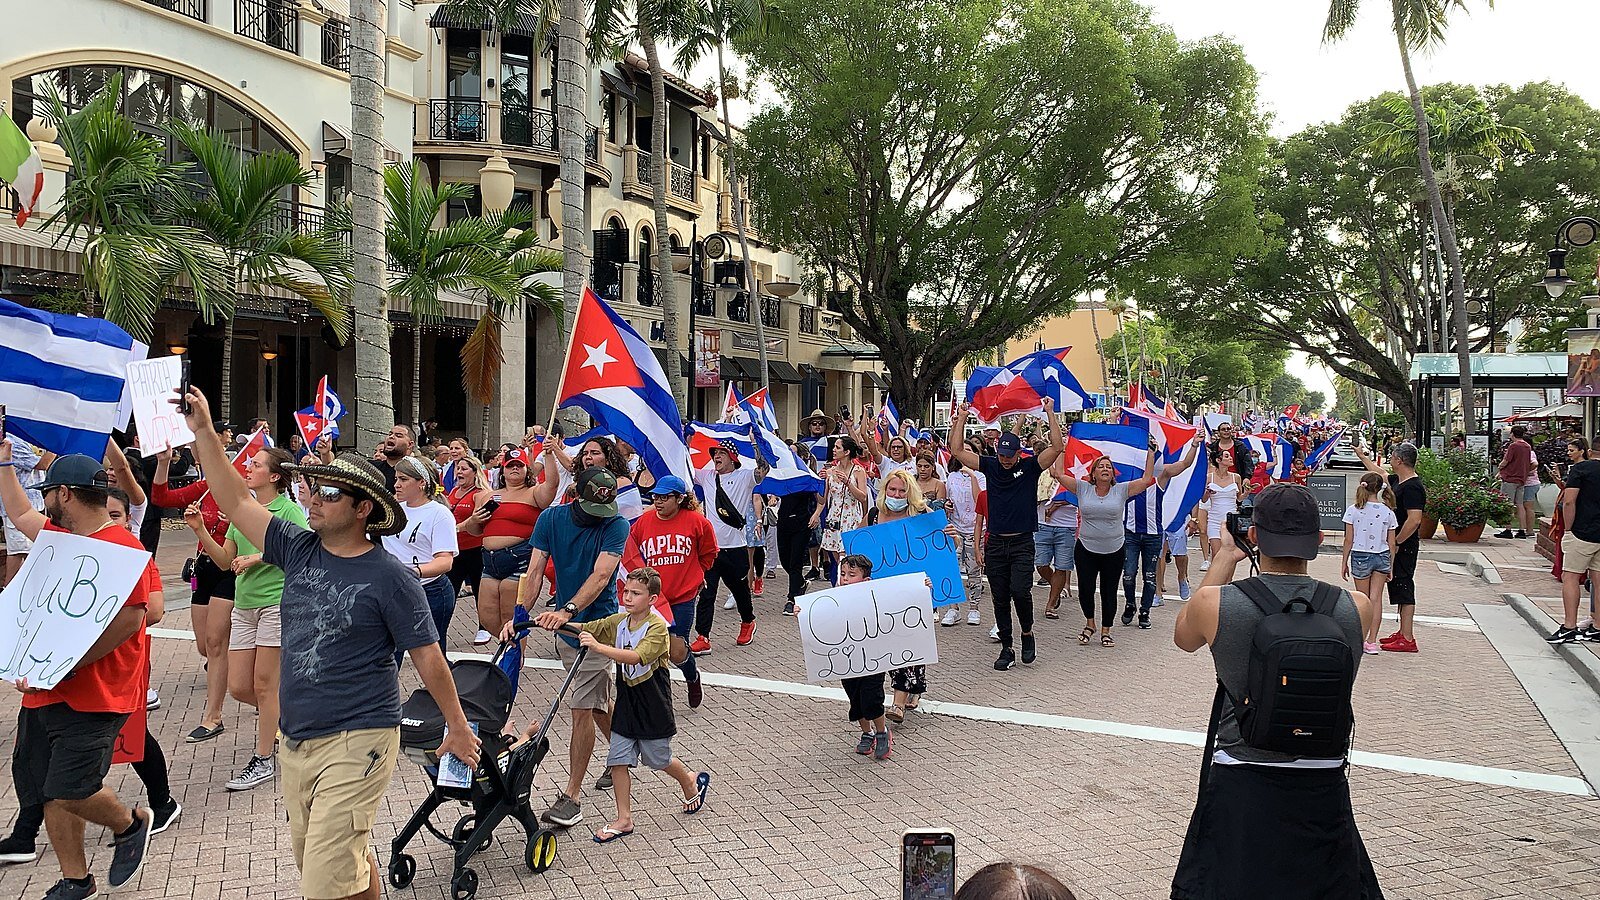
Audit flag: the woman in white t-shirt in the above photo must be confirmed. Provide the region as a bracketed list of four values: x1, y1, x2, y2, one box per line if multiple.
[942, 448, 987, 626]
[384, 456, 461, 657]
[1341, 472, 1398, 655]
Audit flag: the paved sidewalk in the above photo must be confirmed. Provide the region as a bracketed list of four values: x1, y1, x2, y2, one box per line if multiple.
[0, 530, 1595, 899]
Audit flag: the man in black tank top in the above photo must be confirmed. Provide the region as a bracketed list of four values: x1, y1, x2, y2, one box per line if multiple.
[1171, 484, 1382, 900]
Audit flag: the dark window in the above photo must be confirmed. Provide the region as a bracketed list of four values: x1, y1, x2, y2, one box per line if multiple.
[601, 90, 617, 143]
[445, 184, 482, 224]
[446, 30, 482, 99]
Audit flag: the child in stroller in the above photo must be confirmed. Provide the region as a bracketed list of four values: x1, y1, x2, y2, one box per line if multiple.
[388, 609, 582, 900]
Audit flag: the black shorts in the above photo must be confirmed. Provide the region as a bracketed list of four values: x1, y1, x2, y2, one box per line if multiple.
[481, 544, 532, 581]
[1388, 542, 1418, 607]
[1172, 763, 1382, 900]
[13, 703, 129, 807]
[192, 554, 236, 607]
[841, 674, 885, 722]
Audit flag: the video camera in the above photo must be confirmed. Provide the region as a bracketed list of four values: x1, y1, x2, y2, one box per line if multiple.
[1226, 502, 1260, 575]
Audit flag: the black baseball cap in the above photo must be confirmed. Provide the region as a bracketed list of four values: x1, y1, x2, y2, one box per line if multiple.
[997, 433, 1022, 458]
[1252, 483, 1321, 560]
[35, 454, 111, 493]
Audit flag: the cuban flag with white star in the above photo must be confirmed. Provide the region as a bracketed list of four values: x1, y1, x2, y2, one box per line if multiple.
[557, 287, 691, 485]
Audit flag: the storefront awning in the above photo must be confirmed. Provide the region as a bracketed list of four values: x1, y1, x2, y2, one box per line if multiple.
[651, 348, 691, 378]
[721, 356, 762, 380]
[322, 121, 404, 165]
[768, 360, 803, 384]
[863, 371, 890, 391]
[427, 2, 542, 37]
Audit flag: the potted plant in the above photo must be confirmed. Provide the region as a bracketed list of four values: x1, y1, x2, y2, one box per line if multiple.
[1427, 479, 1514, 543]
[1413, 448, 1454, 539]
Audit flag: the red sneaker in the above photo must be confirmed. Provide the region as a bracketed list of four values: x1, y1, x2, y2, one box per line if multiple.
[752, 577, 765, 596]
[736, 621, 756, 646]
[1379, 631, 1405, 645]
[689, 635, 711, 656]
[1382, 635, 1418, 653]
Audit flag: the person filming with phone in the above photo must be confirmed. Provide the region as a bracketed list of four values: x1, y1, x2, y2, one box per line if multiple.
[1171, 483, 1383, 900]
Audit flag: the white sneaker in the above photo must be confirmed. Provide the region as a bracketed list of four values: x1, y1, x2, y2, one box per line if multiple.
[765, 569, 777, 579]
[1199, 559, 1211, 572]
[472, 629, 493, 645]
[940, 608, 959, 627]
[225, 754, 275, 791]
[146, 689, 160, 711]
[988, 624, 1001, 642]
[968, 609, 981, 625]
[723, 595, 736, 610]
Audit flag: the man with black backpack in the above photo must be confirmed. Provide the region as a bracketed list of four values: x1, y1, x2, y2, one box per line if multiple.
[1171, 483, 1382, 900]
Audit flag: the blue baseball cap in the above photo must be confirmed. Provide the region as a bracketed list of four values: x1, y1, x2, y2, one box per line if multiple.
[997, 433, 1023, 457]
[650, 475, 689, 497]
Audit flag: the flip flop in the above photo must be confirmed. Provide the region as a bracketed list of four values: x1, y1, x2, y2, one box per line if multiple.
[683, 771, 711, 814]
[592, 825, 633, 844]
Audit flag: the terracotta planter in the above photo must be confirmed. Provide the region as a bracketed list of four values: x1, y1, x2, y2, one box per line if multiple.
[1442, 521, 1485, 543]
[1419, 514, 1439, 540]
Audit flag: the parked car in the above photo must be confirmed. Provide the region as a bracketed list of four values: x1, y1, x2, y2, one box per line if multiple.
[1328, 437, 1362, 469]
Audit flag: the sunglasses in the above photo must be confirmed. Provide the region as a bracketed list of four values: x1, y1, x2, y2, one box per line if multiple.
[309, 479, 358, 502]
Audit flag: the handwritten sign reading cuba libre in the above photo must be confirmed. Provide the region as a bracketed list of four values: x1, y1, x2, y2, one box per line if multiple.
[0, 531, 150, 689]
[794, 573, 939, 683]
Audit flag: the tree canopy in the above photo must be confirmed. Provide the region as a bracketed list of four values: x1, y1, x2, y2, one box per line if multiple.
[1144, 81, 1600, 430]
[739, 0, 1268, 416]
[1096, 315, 1286, 416]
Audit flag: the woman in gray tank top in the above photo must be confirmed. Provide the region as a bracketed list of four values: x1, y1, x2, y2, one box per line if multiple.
[1057, 445, 1157, 647]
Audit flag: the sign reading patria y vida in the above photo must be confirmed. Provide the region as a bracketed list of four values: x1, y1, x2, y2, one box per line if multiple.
[0, 531, 150, 688]
[794, 573, 939, 683]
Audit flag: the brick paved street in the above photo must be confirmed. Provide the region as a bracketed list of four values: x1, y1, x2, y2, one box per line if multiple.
[2, 528, 1598, 900]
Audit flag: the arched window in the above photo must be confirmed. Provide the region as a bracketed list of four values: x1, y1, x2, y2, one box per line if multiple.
[11, 64, 296, 164]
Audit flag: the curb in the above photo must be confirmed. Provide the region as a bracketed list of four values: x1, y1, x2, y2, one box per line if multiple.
[1504, 593, 1600, 699]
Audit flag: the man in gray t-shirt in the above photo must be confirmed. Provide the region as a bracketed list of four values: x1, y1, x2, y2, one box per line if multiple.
[179, 388, 479, 900]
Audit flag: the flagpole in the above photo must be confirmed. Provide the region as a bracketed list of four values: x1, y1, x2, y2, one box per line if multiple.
[545, 284, 588, 436]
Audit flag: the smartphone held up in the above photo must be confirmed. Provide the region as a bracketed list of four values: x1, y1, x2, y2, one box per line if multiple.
[902, 830, 955, 900]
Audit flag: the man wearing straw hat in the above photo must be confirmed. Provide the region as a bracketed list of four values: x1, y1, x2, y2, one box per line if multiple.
[177, 387, 480, 900]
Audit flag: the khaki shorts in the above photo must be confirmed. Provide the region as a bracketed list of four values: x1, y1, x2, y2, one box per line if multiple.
[4, 517, 32, 555]
[280, 727, 400, 900]
[557, 635, 613, 711]
[1563, 534, 1600, 575]
[230, 604, 282, 649]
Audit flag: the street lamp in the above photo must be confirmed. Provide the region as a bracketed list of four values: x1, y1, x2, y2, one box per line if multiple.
[1540, 216, 1599, 299]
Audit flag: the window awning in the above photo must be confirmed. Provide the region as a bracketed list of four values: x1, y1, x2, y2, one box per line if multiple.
[600, 70, 638, 104]
[698, 117, 727, 143]
[721, 356, 762, 380]
[427, 3, 542, 37]
[651, 348, 691, 379]
[768, 360, 803, 384]
[322, 121, 403, 164]
[863, 371, 891, 391]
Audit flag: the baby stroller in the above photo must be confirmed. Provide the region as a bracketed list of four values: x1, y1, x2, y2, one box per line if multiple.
[388, 619, 587, 900]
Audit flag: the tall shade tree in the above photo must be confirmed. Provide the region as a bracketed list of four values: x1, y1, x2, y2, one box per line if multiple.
[349, 0, 393, 447]
[1324, 0, 1492, 434]
[44, 74, 228, 344]
[739, 0, 1267, 417]
[170, 124, 352, 421]
[384, 162, 561, 438]
[678, 0, 772, 396]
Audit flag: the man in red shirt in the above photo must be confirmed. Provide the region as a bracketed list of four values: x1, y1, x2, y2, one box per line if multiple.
[0, 442, 155, 900]
[1497, 424, 1536, 539]
[623, 475, 718, 708]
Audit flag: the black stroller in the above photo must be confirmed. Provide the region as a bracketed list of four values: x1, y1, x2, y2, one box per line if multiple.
[388, 625, 588, 900]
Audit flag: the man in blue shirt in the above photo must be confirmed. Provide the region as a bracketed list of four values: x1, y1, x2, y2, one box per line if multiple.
[512, 468, 629, 828]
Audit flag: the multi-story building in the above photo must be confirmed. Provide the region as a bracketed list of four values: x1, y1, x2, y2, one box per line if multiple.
[0, 0, 882, 446]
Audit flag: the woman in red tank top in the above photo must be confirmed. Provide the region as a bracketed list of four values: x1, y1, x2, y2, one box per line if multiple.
[152, 448, 232, 742]
[447, 455, 490, 600]
[463, 448, 544, 644]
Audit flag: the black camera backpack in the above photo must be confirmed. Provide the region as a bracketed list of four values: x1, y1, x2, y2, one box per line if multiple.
[1211, 577, 1356, 763]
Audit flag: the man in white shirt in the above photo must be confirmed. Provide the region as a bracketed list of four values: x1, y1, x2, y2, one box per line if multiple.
[689, 440, 758, 654]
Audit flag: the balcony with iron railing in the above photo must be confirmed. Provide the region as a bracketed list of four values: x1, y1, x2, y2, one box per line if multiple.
[760, 295, 781, 329]
[236, 0, 298, 53]
[321, 18, 350, 72]
[431, 98, 486, 142]
[799, 304, 817, 335]
[632, 152, 697, 204]
[424, 101, 599, 166]
[691, 286, 717, 317]
[143, 0, 208, 21]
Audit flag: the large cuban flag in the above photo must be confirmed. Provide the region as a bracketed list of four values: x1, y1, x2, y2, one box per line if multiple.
[1054, 422, 1150, 506]
[1120, 406, 1207, 533]
[684, 420, 758, 471]
[967, 347, 1094, 424]
[0, 298, 143, 458]
[752, 423, 825, 496]
[557, 287, 691, 485]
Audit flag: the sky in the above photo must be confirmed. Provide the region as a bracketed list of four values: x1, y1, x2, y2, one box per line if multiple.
[1140, 0, 1600, 406]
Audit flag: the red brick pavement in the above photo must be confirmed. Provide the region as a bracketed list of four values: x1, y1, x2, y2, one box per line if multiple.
[0, 529, 1594, 899]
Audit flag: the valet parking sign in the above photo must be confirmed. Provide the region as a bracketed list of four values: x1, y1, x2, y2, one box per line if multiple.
[0, 531, 150, 689]
[793, 573, 939, 683]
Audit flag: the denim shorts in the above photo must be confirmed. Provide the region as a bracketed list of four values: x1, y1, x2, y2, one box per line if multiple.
[1349, 550, 1392, 579]
[1034, 524, 1076, 569]
[1165, 530, 1189, 557]
[481, 543, 532, 581]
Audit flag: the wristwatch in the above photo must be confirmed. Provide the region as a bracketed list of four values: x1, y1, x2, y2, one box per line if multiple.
[562, 602, 579, 615]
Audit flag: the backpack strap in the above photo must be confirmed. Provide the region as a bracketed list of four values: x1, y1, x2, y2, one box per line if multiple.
[1233, 576, 1288, 617]
[1307, 581, 1340, 616]
[1198, 680, 1226, 798]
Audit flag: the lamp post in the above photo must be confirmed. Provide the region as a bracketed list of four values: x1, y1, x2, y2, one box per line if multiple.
[1540, 216, 1600, 299]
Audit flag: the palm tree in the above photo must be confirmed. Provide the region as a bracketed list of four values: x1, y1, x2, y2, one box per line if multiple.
[348, 0, 393, 449]
[169, 124, 352, 421]
[384, 162, 560, 438]
[1324, 0, 1491, 434]
[675, 0, 771, 393]
[557, 0, 591, 388]
[43, 74, 228, 343]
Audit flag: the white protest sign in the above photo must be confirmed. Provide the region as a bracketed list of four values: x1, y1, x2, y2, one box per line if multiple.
[125, 356, 194, 453]
[0, 530, 150, 688]
[793, 573, 938, 683]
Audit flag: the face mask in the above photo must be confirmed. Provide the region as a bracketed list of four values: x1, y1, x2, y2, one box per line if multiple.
[885, 496, 909, 512]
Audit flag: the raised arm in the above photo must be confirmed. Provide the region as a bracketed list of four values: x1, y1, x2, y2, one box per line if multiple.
[103, 440, 146, 507]
[1157, 435, 1204, 488]
[1034, 399, 1064, 470]
[176, 386, 271, 550]
[1126, 444, 1161, 494]
[950, 404, 981, 471]
[0, 439, 46, 540]
[1352, 438, 1386, 477]
[858, 404, 885, 459]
